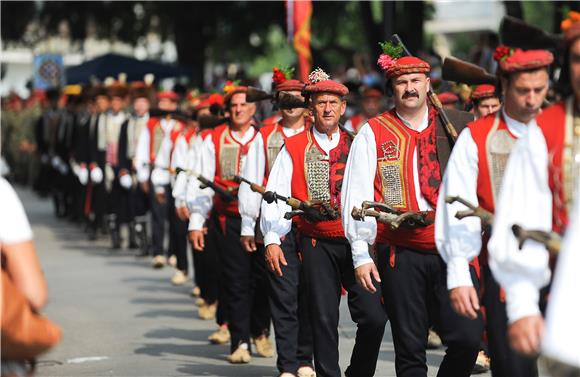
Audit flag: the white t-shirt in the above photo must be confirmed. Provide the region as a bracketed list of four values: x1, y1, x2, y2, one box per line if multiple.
[0, 178, 33, 245]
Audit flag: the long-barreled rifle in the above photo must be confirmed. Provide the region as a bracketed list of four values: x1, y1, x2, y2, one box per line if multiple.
[235, 174, 339, 222]
[442, 57, 497, 86]
[445, 195, 560, 255]
[391, 34, 459, 142]
[351, 200, 434, 230]
[173, 167, 236, 202]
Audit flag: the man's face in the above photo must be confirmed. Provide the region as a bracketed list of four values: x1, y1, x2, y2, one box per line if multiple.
[95, 95, 110, 113]
[392, 73, 429, 112]
[361, 96, 381, 118]
[475, 97, 501, 118]
[197, 107, 211, 118]
[310, 93, 346, 134]
[570, 38, 580, 102]
[501, 69, 549, 123]
[133, 97, 150, 117]
[281, 90, 304, 120]
[111, 96, 125, 113]
[229, 92, 256, 127]
[158, 98, 177, 111]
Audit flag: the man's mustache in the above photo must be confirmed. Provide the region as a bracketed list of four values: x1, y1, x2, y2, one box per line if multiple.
[402, 91, 419, 99]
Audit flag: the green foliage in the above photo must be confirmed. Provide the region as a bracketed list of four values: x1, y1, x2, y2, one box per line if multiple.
[378, 41, 403, 58]
[247, 26, 296, 78]
[522, 1, 554, 33]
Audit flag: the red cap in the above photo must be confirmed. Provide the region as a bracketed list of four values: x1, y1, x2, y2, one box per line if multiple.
[304, 80, 349, 97]
[362, 87, 383, 98]
[562, 11, 580, 44]
[471, 84, 497, 100]
[276, 79, 304, 93]
[493, 46, 554, 73]
[437, 92, 459, 105]
[378, 55, 430, 79]
[157, 91, 179, 101]
[223, 86, 248, 103]
[304, 68, 348, 97]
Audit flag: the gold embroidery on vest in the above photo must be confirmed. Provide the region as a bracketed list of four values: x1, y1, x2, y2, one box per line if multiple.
[486, 113, 516, 201]
[152, 123, 164, 161]
[374, 115, 410, 208]
[563, 97, 580, 214]
[219, 130, 240, 180]
[266, 125, 285, 173]
[304, 132, 330, 202]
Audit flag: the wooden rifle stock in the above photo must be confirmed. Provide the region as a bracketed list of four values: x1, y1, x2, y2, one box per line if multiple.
[442, 57, 497, 85]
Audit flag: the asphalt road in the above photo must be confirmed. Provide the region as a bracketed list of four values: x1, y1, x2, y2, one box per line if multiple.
[15, 186, 490, 377]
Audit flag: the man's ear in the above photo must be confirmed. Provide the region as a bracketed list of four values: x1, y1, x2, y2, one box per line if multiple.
[340, 99, 347, 116]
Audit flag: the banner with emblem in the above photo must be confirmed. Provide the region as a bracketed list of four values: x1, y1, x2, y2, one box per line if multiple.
[33, 54, 64, 90]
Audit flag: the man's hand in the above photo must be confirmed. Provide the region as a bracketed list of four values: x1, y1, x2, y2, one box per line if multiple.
[241, 236, 257, 253]
[449, 286, 480, 320]
[354, 263, 381, 293]
[140, 181, 150, 194]
[508, 315, 544, 356]
[189, 230, 205, 252]
[265, 244, 287, 277]
[155, 192, 166, 204]
[176, 206, 190, 221]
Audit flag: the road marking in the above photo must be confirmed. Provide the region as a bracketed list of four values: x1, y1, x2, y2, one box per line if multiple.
[66, 356, 109, 364]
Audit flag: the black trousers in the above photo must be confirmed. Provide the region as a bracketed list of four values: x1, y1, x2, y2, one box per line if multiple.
[215, 215, 270, 353]
[149, 185, 168, 256]
[267, 228, 314, 374]
[377, 245, 483, 377]
[481, 266, 538, 377]
[167, 193, 188, 273]
[89, 181, 106, 232]
[301, 236, 387, 377]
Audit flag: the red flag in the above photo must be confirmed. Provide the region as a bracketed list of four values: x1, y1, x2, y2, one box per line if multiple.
[288, 0, 312, 82]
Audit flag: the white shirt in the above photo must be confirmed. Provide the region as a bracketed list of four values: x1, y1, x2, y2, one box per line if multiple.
[134, 118, 175, 183]
[435, 110, 532, 290]
[341, 107, 432, 269]
[0, 178, 33, 244]
[172, 134, 201, 208]
[488, 120, 552, 323]
[542, 178, 580, 368]
[238, 126, 304, 236]
[187, 126, 257, 231]
[261, 127, 340, 246]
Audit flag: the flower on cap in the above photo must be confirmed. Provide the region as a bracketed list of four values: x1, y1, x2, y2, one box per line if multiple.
[493, 45, 514, 62]
[561, 10, 580, 31]
[308, 68, 330, 84]
[208, 93, 224, 107]
[223, 80, 240, 94]
[377, 41, 404, 71]
[272, 65, 295, 85]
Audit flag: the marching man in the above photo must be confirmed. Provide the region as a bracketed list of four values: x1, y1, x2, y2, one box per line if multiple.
[435, 46, 553, 377]
[342, 43, 481, 377]
[262, 68, 387, 377]
[238, 67, 314, 377]
[487, 12, 580, 360]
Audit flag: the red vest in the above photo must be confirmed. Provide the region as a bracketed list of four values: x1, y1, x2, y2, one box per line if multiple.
[469, 112, 517, 214]
[147, 118, 164, 163]
[349, 114, 366, 133]
[212, 124, 257, 217]
[367, 110, 436, 250]
[536, 99, 575, 234]
[260, 119, 310, 182]
[285, 128, 351, 239]
[469, 112, 518, 265]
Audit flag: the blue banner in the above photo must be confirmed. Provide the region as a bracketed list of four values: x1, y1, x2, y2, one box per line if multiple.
[33, 54, 64, 89]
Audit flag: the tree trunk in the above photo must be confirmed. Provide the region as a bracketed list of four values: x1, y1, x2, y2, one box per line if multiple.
[171, 2, 206, 88]
[504, 1, 523, 19]
[400, 2, 424, 54]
